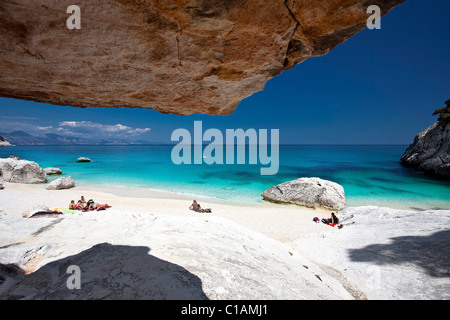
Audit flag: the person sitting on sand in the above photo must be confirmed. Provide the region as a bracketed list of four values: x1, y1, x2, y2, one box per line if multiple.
[322, 212, 339, 225]
[189, 200, 202, 212]
[76, 200, 84, 210]
[69, 200, 76, 210]
[79, 196, 87, 207]
[330, 212, 339, 224]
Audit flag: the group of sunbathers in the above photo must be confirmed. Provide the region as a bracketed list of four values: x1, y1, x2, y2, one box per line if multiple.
[69, 196, 110, 212]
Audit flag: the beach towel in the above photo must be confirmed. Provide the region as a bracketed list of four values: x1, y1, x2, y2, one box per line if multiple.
[53, 208, 78, 214]
[327, 223, 340, 227]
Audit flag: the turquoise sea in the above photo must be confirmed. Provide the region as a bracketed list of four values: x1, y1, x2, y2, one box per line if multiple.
[1, 145, 449, 210]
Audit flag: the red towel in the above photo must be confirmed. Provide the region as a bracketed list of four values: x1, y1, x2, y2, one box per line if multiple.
[328, 223, 339, 227]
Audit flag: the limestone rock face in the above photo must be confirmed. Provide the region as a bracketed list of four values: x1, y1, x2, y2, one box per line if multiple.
[261, 177, 345, 210]
[46, 176, 75, 190]
[401, 121, 450, 177]
[0, 212, 353, 299]
[0, 158, 47, 184]
[0, 136, 13, 147]
[0, 0, 404, 115]
[293, 206, 450, 300]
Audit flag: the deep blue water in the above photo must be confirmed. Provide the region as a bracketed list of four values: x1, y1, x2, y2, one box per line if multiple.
[1, 145, 449, 210]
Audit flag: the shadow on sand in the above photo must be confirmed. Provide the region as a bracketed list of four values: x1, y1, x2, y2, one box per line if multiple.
[0, 243, 208, 300]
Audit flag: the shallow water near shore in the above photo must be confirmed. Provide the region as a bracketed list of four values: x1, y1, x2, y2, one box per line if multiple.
[1, 145, 449, 210]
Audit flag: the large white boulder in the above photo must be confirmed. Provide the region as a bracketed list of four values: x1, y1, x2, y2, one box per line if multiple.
[43, 168, 62, 176]
[261, 177, 345, 210]
[0, 158, 47, 184]
[46, 176, 75, 190]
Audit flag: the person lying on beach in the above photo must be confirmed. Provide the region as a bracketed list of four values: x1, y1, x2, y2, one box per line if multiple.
[81, 199, 111, 211]
[85, 199, 99, 211]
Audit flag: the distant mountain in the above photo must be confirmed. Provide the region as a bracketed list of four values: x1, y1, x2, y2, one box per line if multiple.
[0, 131, 150, 146]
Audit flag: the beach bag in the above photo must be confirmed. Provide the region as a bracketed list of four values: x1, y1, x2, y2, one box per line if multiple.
[313, 217, 319, 223]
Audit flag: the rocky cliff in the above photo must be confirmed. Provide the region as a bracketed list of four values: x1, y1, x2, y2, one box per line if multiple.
[401, 121, 450, 178]
[0, 0, 404, 115]
[0, 136, 13, 147]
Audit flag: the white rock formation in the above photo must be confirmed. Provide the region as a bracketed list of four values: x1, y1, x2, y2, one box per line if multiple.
[0, 158, 47, 184]
[43, 168, 62, 176]
[46, 176, 75, 190]
[0, 136, 13, 147]
[0, 211, 352, 300]
[0, 141, 13, 147]
[76, 157, 92, 163]
[261, 177, 345, 210]
[292, 206, 450, 300]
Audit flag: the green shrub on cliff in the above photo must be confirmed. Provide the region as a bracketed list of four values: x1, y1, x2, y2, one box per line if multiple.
[433, 99, 450, 123]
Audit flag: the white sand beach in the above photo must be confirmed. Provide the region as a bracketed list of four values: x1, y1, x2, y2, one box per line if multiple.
[0, 182, 449, 300]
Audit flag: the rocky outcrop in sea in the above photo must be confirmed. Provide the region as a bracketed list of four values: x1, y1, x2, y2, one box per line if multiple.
[0, 136, 13, 147]
[401, 120, 450, 177]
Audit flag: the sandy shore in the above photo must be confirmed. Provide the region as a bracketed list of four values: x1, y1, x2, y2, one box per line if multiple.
[1, 182, 449, 300]
[0, 182, 334, 243]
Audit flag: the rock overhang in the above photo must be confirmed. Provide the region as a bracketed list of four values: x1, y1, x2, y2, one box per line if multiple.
[0, 0, 405, 115]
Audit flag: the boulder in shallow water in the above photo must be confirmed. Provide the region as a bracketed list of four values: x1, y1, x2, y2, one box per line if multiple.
[261, 177, 345, 210]
[43, 167, 62, 176]
[76, 157, 92, 163]
[46, 176, 75, 190]
[0, 158, 47, 184]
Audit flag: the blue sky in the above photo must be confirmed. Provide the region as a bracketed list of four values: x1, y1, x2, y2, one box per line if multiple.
[0, 0, 449, 144]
